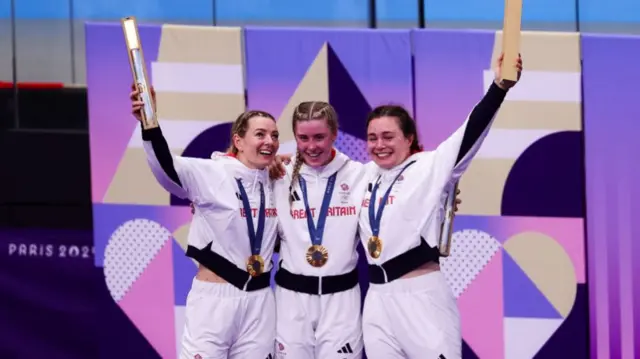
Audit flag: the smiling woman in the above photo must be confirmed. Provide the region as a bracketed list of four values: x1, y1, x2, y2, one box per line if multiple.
[365, 105, 422, 168]
[269, 100, 368, 359]
[289, 101, 339, 181]
[225, 110, 280, 168]
[358, 54, 523, 359]
[128, 85, 281, 359]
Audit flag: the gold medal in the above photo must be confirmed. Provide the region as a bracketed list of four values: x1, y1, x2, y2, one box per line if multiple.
[306, 245, 329, 267]
[246, 255, 265, 277]
[367, 236, 383, 258]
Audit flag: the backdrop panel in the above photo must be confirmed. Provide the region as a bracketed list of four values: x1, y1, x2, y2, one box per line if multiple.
[245, 27, 414, 163]
[412, 29, 587, 359]
[86, 22, 245, 359]
[582, 34, 640, 359]
[0, 229, 97, 359]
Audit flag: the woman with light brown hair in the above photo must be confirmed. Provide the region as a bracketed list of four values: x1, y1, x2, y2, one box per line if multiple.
[130, 86, 280, 359]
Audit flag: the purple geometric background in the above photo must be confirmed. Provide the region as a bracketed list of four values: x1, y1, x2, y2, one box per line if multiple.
[85, 22, 162, 204]
[0, 228, 159, 359]
[412, 28, 588, 358]
[412, 29, 584, 219]
[582, 34, 640, 359]
[245, 27, 414, 119]
[412, 29, 495, 151]
[72, 23, 640, 359]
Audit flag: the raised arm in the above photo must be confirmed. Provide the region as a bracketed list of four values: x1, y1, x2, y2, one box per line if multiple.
[455, 81, 507, 164]
[131, 86, 221, 201]
[141, 126, 191, 199]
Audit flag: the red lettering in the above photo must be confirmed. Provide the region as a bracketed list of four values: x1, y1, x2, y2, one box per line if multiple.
[240, 208, 279, 217]
[362, 196, 396, 208]
[372, 196, 394, 205]
[293, 205, 359, 218]
[291, 209, 305, 219]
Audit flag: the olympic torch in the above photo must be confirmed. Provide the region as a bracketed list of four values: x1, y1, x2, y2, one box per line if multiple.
[121, 16, 158, 129]
[438, 182, 458, 257]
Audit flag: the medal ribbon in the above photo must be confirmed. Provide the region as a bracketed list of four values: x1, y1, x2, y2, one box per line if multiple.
[235, 179, 266, 255]
[298, 172, 338, 246]
[368, 161, 416, 237]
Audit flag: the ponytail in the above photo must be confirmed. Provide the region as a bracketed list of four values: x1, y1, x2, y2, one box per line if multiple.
[288, 151, 304, 207]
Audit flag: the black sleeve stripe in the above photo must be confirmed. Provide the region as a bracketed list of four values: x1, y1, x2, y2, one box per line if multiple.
[455, 82, 507, 164]
[142, 126, 183, 187]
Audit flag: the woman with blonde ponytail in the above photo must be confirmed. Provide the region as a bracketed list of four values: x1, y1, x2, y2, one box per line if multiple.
[271, 101, 368, 359]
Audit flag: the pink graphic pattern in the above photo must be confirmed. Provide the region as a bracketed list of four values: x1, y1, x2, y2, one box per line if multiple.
[119, 240, 176, 358]
[457, 250, 505, 359]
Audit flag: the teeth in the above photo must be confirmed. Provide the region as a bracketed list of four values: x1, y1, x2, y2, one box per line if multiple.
[259, 150, 272, 155]
[308, 153, 320, 158]
[377, 153, 391, 158]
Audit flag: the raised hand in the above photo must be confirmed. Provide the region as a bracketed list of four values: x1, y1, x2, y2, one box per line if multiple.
[129, 83, 156, 122]
[268, 154, 292, 180]
[454, 188, 462, 212]
[494, 53, 523, 90]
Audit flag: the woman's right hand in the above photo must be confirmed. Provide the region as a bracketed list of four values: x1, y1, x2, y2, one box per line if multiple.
[129, 83, 156, 122]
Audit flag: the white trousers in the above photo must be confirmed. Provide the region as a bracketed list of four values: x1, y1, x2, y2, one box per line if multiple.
[180, 278, 276, 359]
[275, 285, 363, 359]
[363, 271, 461, 359]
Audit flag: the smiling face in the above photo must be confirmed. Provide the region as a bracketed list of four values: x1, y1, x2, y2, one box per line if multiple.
[231, 111, 279, 169]
[293, 102, 338, 167]
[366, 105, 420, 169]
[295, 118, 336, 167]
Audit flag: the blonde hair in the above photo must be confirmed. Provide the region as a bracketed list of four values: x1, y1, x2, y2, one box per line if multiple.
[226, 110, 276, 155]
[289, 101, 339, 206]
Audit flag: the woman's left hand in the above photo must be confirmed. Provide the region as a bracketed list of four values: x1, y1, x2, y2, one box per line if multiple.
[494, 52, 523, 90]
[268, 154, 292, 180]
